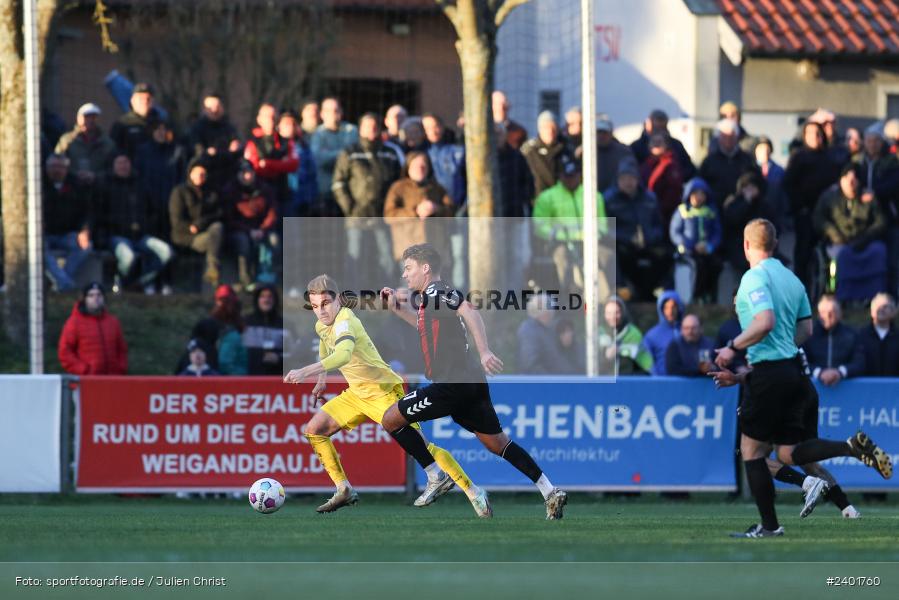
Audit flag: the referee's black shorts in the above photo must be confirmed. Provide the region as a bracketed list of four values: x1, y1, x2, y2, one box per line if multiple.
[397, 381, 504, 435]
[740, 355, 814, 446]
[799, 376, 820, 440]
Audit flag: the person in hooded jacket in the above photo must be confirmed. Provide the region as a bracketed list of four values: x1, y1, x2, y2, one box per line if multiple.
[242, 284, 297, 376]
[58, 282, 128, 375]
[670, 177, 722, 302]
[641, 290, 684, 376]
[598, 296, 653, 375]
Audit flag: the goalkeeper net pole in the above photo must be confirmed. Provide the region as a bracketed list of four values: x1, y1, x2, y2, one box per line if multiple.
[25, 0, 45, 374]
[580, 0, 599, 377]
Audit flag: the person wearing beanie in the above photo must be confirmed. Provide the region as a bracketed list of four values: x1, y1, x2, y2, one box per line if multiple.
[223, 160, 279, 291]
[169, 156, 224, 287]
[58, 282, 128, 375]
[179, 338, 219, 377]
[110, 82, 161, 159]
[595, 115, 635, 192]
[522, 110, 567, 203]
[604, 157, 670, 301]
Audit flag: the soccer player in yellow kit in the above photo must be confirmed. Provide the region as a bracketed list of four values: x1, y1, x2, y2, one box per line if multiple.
[284, 274, 482, 514]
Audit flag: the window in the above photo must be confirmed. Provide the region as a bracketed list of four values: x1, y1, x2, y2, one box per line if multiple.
[539, 90, 561, 118]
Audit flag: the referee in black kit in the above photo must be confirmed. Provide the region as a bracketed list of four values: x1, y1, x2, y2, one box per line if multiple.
[712, 219, 892, 538]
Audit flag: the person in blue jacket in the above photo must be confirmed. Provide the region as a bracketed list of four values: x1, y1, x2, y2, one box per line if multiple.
[670, 177, 722, 303]
[641, 289, 684, 375]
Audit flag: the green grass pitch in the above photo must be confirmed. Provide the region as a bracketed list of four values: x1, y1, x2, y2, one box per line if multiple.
[3, 494, 897, 599]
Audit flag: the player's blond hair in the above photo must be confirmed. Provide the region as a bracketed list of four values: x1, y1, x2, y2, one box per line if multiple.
[744, 218, 777, 253]
[306, 274, 339, 299]
[306, 274, 359, 309]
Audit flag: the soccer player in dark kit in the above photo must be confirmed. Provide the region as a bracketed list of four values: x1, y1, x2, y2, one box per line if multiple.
[379, 243, 568, 519]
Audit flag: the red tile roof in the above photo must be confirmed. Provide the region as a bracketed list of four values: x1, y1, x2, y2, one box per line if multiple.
[717, 0, 899, 56]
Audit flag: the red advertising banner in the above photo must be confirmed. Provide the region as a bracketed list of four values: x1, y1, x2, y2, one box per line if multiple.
[76, 377, 406, 492]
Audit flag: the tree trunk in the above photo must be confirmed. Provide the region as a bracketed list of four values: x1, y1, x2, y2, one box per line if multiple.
[441, 0, 528, 293]
[0, 0, 29, 346]
[456, 33, 500, 293]
[0, 0, 57, 348]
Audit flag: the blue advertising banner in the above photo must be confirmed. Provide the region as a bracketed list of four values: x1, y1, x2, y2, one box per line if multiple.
[793, 378, 899, 491]
[415, 377, 739, 491]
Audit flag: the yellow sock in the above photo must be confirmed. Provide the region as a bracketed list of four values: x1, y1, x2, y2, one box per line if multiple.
[427, 442, 473, 492]
[306, 434, 349, 488]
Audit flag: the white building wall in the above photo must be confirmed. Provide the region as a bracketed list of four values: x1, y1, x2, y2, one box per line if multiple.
[497, 0, 716, 155]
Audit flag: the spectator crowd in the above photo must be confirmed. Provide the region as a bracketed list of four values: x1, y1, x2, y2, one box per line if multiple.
[38, 80, 899, 378]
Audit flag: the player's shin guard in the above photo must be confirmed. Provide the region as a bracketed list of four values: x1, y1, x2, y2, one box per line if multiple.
[500, 441, 543, 482]
[791, 439, 852, 465]
[427, 443, 473, 492]
[390, 426, 436, 469]
[305, 434, 348, 488]
[744, 457, 779, 532]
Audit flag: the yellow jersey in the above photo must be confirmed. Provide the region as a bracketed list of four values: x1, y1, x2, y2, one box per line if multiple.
[315, 307, 403, 400]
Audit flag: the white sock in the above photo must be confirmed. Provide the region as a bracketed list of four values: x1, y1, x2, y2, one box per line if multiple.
[536, 473, 554, 500]
[424, 462, 443, 482]
[464, 484, 481, 501]
[337, 480, 352, 492]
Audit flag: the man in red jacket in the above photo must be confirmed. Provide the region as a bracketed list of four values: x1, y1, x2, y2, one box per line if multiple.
[58, 282, 128, 375]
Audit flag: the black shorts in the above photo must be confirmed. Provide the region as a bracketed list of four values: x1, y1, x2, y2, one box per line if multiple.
[397, 382, 503, 435]
[799, 376, 820, 440]
[740, 356, 811, 446]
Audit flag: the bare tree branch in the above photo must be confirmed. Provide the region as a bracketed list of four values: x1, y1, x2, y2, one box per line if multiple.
[494, 0, 529, 27]
[434, 0, 459, 34]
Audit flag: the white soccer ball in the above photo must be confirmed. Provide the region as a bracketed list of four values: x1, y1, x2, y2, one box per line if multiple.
[248, 477, 285, 514]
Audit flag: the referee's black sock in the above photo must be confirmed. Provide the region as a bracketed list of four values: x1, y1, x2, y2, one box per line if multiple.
[823, 485, 851, 511]
[389, 426, 435, 469]
[500, 441, 542, 482]
[774, 465, 806, 487]
[791, 439, 851, 465]
[744, 458, 779, 531]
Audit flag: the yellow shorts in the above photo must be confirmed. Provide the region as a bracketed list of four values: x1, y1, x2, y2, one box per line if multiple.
[320, 384, 408, 430]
